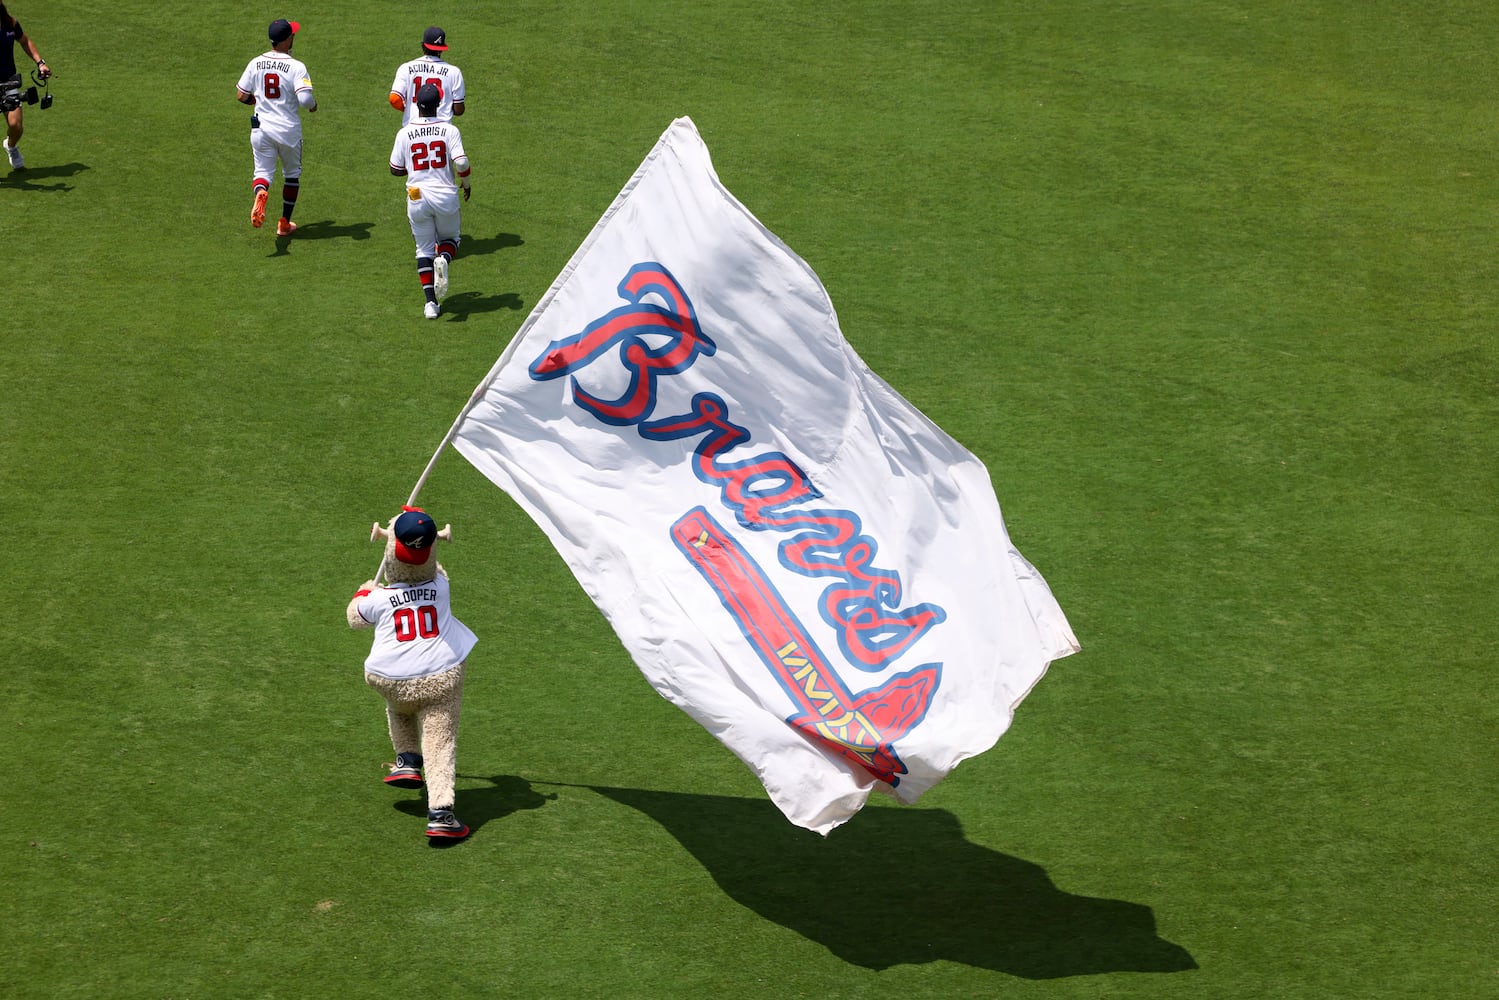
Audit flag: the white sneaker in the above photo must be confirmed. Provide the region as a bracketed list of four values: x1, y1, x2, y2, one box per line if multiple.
[424, 301, 440, 320]
[3, 138, 22, 170]
[433, 256, 450, 303]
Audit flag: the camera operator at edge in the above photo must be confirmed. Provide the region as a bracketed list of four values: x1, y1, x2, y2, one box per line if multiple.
[2, 3, 52, 171]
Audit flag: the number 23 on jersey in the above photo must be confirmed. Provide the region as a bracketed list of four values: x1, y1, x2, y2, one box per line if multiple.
[410, 140, 449, 171]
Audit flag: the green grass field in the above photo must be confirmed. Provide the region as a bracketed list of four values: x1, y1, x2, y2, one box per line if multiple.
[5, 2, 1496, 997]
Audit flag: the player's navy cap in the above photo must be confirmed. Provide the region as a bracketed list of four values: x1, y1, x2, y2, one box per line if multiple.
[268, 19, 301, 44]
[393, 507, 438, 565]
[415, 83, 441, 113]
[422, 26, 449, 51]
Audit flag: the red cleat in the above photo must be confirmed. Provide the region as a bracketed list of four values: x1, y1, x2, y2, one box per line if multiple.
[276, 218, 298, 237]
[251, 189, 268, 228]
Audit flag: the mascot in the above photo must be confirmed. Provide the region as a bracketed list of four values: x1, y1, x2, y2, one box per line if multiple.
[347, 506, 477, 840]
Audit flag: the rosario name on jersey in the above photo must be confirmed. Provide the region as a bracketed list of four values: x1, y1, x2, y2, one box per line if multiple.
[237, 53, 314, 138]
[392, 58, 466, 125]
[355, 574, 478, 680]
[392, 120, 467, 197]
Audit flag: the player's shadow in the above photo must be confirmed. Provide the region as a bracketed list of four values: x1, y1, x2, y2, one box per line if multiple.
[394, 773, 555, 840]
[460, 231, 523, 257]
[1, 161, 89, 192]
[279, 219, 376, 242]
[440, 290, 525, 321]
[583, 784, 1198, 979]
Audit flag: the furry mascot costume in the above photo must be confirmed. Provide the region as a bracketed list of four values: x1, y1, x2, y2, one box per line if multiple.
[347, 507, 477, 840]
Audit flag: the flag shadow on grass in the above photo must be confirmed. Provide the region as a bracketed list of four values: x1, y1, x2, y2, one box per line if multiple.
[588, 784, 1197, 979]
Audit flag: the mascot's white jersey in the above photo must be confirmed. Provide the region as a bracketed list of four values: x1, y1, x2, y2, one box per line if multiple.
[356, 574, 477, 680]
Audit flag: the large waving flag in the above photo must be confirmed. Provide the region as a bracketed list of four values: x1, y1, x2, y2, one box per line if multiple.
[443, 117, 1078, 834]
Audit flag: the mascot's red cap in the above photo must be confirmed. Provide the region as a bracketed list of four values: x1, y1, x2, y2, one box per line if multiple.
[392, 506, 437, 564]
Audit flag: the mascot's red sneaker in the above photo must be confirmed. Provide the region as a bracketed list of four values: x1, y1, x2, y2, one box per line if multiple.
[384, 753, 424, 789]
[425, 809, 470, 840]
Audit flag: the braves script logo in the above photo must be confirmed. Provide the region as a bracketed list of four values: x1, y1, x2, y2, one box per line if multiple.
[530, 263, 945, 784]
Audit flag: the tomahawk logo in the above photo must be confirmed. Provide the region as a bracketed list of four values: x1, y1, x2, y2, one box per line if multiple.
[530, 263, 945, 784]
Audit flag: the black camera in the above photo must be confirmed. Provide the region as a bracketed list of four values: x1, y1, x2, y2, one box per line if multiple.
[1, 71, 50, 112]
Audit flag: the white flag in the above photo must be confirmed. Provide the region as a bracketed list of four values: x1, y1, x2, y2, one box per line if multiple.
[448, 117, 1078, 834]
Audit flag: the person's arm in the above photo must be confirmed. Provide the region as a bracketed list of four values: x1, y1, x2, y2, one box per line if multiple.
[235, 64, 255, 104]
[391, 135, 408, 177]
[346, 582, 379, 629]
[454, 155, 471, 201]
[19, 30, 48, 78]
[451, 74, 466, 117]
[389, 68, 407, 112]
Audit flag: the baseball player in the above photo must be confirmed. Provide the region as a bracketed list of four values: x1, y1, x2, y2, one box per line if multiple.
[390, 83, 471, 320]
[388, 25, 465, 126]
[235, 18, 317, 236]
[348, 508, 478, 841]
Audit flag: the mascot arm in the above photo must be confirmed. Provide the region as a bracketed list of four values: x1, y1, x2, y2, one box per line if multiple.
[347, 581, 378, 630]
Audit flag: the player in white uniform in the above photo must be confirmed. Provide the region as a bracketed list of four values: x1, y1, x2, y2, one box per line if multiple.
[235, 19, 316, 236]
[349, 508, 478, 840]
[388, 25, 465, 126]
[390, 83, 471, 319]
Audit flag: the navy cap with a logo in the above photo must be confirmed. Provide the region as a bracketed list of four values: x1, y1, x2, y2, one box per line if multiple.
[422, 26, 449, 51]
[393, 508, 437, 564]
